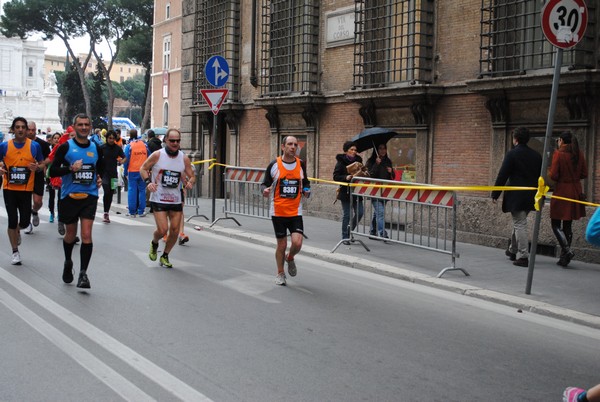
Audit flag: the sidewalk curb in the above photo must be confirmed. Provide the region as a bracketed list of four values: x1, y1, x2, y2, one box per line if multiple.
[190, 218, 600, 330]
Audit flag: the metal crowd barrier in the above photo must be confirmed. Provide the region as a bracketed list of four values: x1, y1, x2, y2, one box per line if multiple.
[185, 163, 208, 221]
[210, 166, 268, 227]
[332, 177, 469, 278]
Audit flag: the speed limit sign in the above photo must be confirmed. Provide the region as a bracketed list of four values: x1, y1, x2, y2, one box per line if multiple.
[541, 0, 588, 49]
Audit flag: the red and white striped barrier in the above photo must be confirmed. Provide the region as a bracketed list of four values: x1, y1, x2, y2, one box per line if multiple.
[353, 179, 454, 207]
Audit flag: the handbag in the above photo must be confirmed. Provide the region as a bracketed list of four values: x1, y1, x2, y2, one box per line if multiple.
[585, 208, 600, 247]
[346, 162, 369, 177]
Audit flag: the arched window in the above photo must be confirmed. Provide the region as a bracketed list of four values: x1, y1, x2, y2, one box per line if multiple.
[163, 102, 169, 127]
[166, 2, 171, 19]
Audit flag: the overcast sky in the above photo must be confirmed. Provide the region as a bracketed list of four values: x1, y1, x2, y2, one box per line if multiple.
[40, 34, 113, 58]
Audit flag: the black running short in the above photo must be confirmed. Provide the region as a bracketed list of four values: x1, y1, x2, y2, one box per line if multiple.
[59, 195, 98, 224]
[3, 189, 32, 229]
[150, 201, 183, 212]
[271, 216, 304, 239]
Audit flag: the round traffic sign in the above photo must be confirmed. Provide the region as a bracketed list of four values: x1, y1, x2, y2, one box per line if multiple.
[204, 55, 230, 88]
[541, 0, 588, 49]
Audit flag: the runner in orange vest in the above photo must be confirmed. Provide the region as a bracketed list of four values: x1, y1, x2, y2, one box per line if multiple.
[0, 117, 45, 265]
[261, 136, 311, 286]
[124, 129, 150, 217]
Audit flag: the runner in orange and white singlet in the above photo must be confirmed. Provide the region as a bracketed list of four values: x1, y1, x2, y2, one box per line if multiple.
[261, 136, 311, 286]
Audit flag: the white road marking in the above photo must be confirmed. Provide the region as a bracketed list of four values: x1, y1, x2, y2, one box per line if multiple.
[0, 288, 156, 401]
[0, 268, 213, 401]
[221, 270, 281, 303]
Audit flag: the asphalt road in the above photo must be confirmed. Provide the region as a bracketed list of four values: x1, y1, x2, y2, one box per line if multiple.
[0, 207, 598, 401]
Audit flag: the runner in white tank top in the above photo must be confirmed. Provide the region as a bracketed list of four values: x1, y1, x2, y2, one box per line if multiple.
[140, 129, 195, 268]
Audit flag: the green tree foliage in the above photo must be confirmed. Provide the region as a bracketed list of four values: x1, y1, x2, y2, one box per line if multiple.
[120, 75, 146, 107]
[116, 0, 153, 129]
[110, 81, 128, 101]
[63, 62, 86, 124]
[90, 63, 107, 129]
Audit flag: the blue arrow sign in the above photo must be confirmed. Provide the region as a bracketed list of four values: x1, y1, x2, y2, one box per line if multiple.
[205, 55, 229, 87]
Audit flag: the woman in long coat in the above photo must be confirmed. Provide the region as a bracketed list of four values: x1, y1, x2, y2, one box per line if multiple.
[549, 131, 587, 267]
[333, 141, 364, 242]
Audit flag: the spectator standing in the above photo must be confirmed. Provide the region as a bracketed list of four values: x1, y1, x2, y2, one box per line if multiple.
[49, 114, 104, 289]
[99, 130, 125, 223]
[146, 130, 163, 153]
[123, 128, 150, 217]
[24, 121, 51, 234]
[261, 136, 311, 285]
[90, 128, 104, 147]
[491, 127, 542, 267]
[366, 143, 394, 239]
[0, 117, 44, 264]
[333, 141, 364, 243]
[549, 130, 587, 267]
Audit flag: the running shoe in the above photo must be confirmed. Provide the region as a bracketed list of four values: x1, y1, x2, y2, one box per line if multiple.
[31, 212, 39, 227]
[178, 234, 189, 245]
[103, 213, 110, 223]
[58, 221, 65, 236]
[24, 223, 33, 234]
[149, 242, 158, 261]
[286, 255, 297, 277]
[159, 255, 173, 268]
[275, 273, 286, 286]
[138, 212, 147, 217]
[62, 260, 74, 284]
[11, 252, 21, 265]
[563, 387, 585, 402]
[126, 212, 136, 217]
[49, 213, 54, 223]
[77, 272, 91, 289]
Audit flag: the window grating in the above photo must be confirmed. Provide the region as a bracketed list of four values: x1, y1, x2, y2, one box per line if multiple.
[260, 0, 320, 97]
[194, 0, 240, 104]
[353, 0, 434, 89]
[480, 0, 596, 77]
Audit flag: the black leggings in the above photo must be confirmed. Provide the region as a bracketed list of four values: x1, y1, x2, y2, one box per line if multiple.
[48, 187, 56, 215]
[102, 183, 114, 213]
[551, 219, 573, 249]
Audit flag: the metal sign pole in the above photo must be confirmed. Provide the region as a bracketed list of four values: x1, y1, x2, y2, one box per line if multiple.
[526, 47, 563, 295]
[211, 115, 217, 222]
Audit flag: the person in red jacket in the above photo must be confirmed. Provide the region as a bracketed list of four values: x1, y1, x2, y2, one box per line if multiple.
[549, 130, 588, 267]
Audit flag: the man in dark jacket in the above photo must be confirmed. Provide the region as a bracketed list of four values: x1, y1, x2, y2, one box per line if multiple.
[491, 127, 542, 267]
[146, 130, 163, 154]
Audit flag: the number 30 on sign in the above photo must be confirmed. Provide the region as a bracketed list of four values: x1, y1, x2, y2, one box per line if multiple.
[541, 0, 588, 49]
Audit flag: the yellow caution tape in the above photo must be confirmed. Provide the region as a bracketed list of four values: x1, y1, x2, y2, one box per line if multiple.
[309, 177, 535, 192]
[534, 177, 550, 211]
[208, 162, 233, 170]
[196, 162, 600, 208]
[191, 158, 216, 165]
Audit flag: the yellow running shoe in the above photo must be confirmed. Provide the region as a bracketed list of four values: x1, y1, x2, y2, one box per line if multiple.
[159, 254, 173, 268]
[149, 242, 158, 261]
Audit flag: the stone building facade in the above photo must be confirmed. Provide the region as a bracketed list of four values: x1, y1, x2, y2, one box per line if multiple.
[179, 1, 600, 262]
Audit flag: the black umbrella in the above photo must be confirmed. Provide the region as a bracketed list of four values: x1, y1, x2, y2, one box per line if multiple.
[350, 127, 399, 153]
